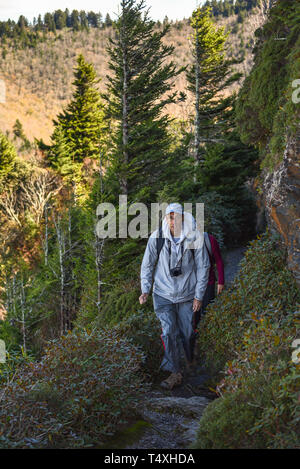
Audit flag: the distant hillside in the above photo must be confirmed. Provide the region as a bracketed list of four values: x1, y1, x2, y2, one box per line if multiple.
[0, 4, 269, 144]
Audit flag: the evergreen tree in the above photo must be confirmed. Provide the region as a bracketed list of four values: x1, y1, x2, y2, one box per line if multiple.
[79, 11, 89, 30]
[12, 119, 31, 152]
[48, 125, 74, 176]
[102, 0, 185, 197]
[105, 13, 113, 27]
[163, 15, 169, 26]
[65, 9, 72, 27]
[96, 12, 102, 28]
[54, 10, 67, 30]
[50, 54, 106, 172]
[13, 119, 26, 140]
[187, 5, 243, 163]
[17, 15, 28, 30]
[0, 132, 19, 190]
[44, 12, 56, 33]
[198, 132, 258, 197]
[70, 10, 80, 31]
[88, 11, 102, 28]
[36, 14, 43, 31]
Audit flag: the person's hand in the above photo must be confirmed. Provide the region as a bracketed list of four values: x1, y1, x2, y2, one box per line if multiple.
[139, 293, 149, 304]
[192, 299, 202, 329]
[192, 298, 202, 313]
[217, 284, 224, 295]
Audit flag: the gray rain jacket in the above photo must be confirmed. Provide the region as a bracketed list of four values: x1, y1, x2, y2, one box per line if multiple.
[140, 212, 210, 303]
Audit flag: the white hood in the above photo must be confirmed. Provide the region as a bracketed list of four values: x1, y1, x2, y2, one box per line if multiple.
[162, 211, 204, 249]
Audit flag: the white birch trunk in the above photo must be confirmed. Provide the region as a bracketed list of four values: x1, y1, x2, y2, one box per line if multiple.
[52, 211, 66, 335]
[95, 150, 105, 315]
[20, 274, 26, 354]
[44, 201, 49, 266]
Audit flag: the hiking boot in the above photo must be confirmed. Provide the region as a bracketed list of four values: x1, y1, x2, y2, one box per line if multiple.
[160, 372, 183, 390]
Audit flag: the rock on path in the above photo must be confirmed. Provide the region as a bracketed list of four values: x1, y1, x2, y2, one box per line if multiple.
[126, 391, 210, 449]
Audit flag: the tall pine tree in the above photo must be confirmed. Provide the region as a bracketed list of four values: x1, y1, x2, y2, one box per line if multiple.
[50, 54, 106, 174]
[187, 5, 243, 163]
[0, 132, 20, 190]
[102, 0, 185, 198]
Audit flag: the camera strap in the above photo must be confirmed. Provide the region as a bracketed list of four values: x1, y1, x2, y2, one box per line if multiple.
[167, 238, 184, 270]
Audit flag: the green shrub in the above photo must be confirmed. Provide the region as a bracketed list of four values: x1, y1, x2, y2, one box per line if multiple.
[98, 285, 142, 326]
[249, 365, 300, 448]
[197, 231, 300, 375]
[113, 309, 164, 378]
[192, 390, 266, 449]
[0, 348, 35, 386]
[194, 340, 299, 449]
[217, 312, 300, 449]
[0, 328, 147, 448]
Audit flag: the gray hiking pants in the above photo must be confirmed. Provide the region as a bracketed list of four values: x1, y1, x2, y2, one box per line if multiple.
[153, 292, 196, 373]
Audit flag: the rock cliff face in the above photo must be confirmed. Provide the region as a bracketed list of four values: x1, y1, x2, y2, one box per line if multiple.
[260, 127, 300, 287]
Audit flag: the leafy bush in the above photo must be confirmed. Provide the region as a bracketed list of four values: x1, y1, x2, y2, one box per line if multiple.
[95, 284, 142, 327]
[0, 348, 35, 386]
[197, 231, 300, 374]
[192, 390, 265, 449]
[113, 309, 164, 378]
[250, 365, 300, 448]
[0, 328, 147, 448]
[193, 231, 300, 449]
[215, 312, 300, 449]
[194, 314, 299, 448]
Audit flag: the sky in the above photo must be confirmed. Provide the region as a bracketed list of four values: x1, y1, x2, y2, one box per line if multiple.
[0, 0, 206, 23]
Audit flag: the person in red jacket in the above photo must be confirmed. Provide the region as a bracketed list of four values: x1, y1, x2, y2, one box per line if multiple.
[189, 232, 225, 366]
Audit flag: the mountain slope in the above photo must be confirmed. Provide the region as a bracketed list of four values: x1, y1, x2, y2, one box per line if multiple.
[0, 7, 267, 144]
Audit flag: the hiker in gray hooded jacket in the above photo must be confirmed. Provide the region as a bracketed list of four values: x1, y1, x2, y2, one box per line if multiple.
[139, 203, 210, 390]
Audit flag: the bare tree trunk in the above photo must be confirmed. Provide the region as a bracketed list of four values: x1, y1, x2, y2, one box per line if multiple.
[4, 273, 12, 317]
[44, 201, 49, 266]
[0, 188, 23, 226]
[19, 171, 62, 225]
[95, 150, 105, 315]
[52, 211, 66, 335]
[72, 179, 78, 207]
[12, 275, 17, 318]
[67, 202, 76, 331]
[193, 22, 202, 183]
[121, 12, 129, 195]
[95, 233, 104, 316]
[194, 25, 201, 165]
[20, 274, 26, 354]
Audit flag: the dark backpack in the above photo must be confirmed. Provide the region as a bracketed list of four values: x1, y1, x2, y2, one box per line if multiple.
[156, 226, 165, 258]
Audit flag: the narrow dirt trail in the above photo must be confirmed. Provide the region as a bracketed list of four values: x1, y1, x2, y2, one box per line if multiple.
[223, 246, 248, 285]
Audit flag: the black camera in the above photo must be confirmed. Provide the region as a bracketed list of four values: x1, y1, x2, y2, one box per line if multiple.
[170, 266, 182, 277]
[167, 239, 184, 277]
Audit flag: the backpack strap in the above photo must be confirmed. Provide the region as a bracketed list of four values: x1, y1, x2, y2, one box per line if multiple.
[156, 226, 196, 261]
[156, 225, 165, 258]
[204, 232, 212, 257]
